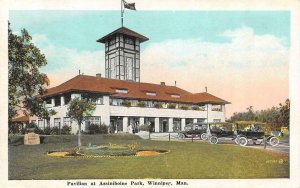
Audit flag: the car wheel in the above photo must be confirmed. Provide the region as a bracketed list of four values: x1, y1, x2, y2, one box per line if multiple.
[209, 136, 219, 144]
[239, 137, 248, 146]
[200, 133, 208, 140]
[269, 137, 279, 146]
[234, 137, 239, 145]
[178, 133, 185, 140]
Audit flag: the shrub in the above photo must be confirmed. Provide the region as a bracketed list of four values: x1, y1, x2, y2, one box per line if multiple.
[137, 101, 146, 107]
[44, 126, 51, 135]
[99, 123, 108, 134]
[122, 100, 131, 107]
[168, 103, 177, 109]
[50, 126, 60, 135]
[139, 124, 150, 132]
[26, 122, 36, 132]
[34, 126, 44, 135]
[61, 125, 71, 135]
[180, 105, 190, 110]
[192, 106, 200, 110]
[87, 124, 100, 134]
[154, 102, 163, 108]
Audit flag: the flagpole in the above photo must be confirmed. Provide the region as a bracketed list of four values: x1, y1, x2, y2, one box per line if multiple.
[121, 0, 123, 27]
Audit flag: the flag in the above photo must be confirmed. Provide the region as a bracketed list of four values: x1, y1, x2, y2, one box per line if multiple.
[123, 0, 136, 10]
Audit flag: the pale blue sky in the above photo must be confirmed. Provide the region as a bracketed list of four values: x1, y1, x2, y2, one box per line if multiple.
[10, 11, 290, 49]
[8, 10, 290, 116]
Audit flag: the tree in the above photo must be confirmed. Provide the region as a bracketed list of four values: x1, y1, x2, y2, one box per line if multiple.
[8, 22, 55, 123]
[67, 97, 96, 150]
[278, 99, 290, 128]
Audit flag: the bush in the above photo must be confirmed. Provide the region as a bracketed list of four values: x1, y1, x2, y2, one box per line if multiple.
[34, 126, 44, 134]
[180, 105, 190, 110]
[122, 100, 131, 107]
[87, 124, 108, 134]
[44, 126, 51, 135]
[87, 124, 100, 134]
[192, 106, 200, 110]
[61, 125, 71, 135]
[154, 102, 163, 108]
[50, 126, 60, 135]
[99, 123, 108, 134]
[26, 122, 37, 132]
[139, 124, 150, 132]
[168, 103, 177, 109]
[137, 101, 146, 107]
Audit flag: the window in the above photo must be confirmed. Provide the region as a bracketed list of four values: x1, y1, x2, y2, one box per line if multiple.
[54, 96, 61, 106]
[90, 97, 103, 105]
[109, 38, 116, 45]
[38, 120, 44, 128]
[116, 89, 128, 94]
[110, 57, 116, 79]
[54, 118, 61, 127]
[45, 98, 52, 105]
[85, 116, 101, 126]
[213, 119, 221, 122]
[126, 57, 133, 80]
[145, 101, 154, 107]
[125, 37, 134, 45]
[63, 117, 72, 126]
[171, 94, 180, 98]
[110, 98, 124, 106]
[146, 92, 156, 96]
[211, 104, 222, 111]
[64, 94, 71, 104]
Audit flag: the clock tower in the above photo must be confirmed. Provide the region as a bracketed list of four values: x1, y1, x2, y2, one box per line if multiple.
[97, 27, 148, 82]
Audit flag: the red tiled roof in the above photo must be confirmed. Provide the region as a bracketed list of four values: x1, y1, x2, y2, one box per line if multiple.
[12, 116, 30, 122]
[42, 75, 230, 104]
[97, 27, 149, 43]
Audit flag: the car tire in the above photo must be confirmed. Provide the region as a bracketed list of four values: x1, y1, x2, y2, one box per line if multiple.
[269, 137, 279, 146]
[178, 133, 185, 140]
[239, 137, 248, 146]
[209, 136, 219, 144]
[234, 137, 239, 145]
[200, 133, 208, 140]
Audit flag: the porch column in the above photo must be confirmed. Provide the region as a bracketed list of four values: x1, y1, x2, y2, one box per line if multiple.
[139, 117, 145, 125]
[168, 118, 173, 132]
[193, 118, 197, 123]
[181, 118, 186, 131]
[51, 98, 55, 107]
[60, 96, 65, 106]
[123, 117, 128, 133]
[155, 117, 159, 132]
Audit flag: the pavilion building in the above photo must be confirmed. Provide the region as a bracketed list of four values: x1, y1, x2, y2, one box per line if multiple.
[38, 27, 230, 134]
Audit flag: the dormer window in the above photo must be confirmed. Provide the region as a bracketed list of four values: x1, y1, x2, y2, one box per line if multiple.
[146, 92, 156, 96]
[116, 89, 128, 94]
[171, 94, 180, 98]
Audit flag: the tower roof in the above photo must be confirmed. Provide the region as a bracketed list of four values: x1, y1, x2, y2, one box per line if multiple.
[97, 27, 149, 43]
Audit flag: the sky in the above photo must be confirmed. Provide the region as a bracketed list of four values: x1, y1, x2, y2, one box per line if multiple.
[9, 10, 290, 118]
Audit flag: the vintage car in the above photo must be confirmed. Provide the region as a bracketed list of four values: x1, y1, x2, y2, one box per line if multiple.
[208, 122, 236, 144]
[178, 123, 208, 140]
[234, 121, 279, 147]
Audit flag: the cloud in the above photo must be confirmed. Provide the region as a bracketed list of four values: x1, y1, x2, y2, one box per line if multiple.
[32, 34, 105, 87]
[140, 26, 289, 117]
[31, 26, 289, 117]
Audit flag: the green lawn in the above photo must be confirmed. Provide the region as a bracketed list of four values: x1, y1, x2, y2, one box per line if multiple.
[8, 134, 289, 179]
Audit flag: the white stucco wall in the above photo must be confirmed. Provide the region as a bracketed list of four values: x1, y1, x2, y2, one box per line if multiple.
[45, 94, 226, 134]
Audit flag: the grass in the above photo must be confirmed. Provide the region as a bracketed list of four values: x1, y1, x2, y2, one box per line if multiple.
[8, 134, 289, 179]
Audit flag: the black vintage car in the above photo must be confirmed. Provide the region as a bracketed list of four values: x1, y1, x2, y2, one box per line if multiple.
[178, 123, 208, 140]
[234, 121, 279, 146]
[208, 122, 236, 144]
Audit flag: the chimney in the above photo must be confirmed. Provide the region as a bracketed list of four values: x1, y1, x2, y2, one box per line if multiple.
[160, 82, 165, 86]
[96, 73, 102, 77]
